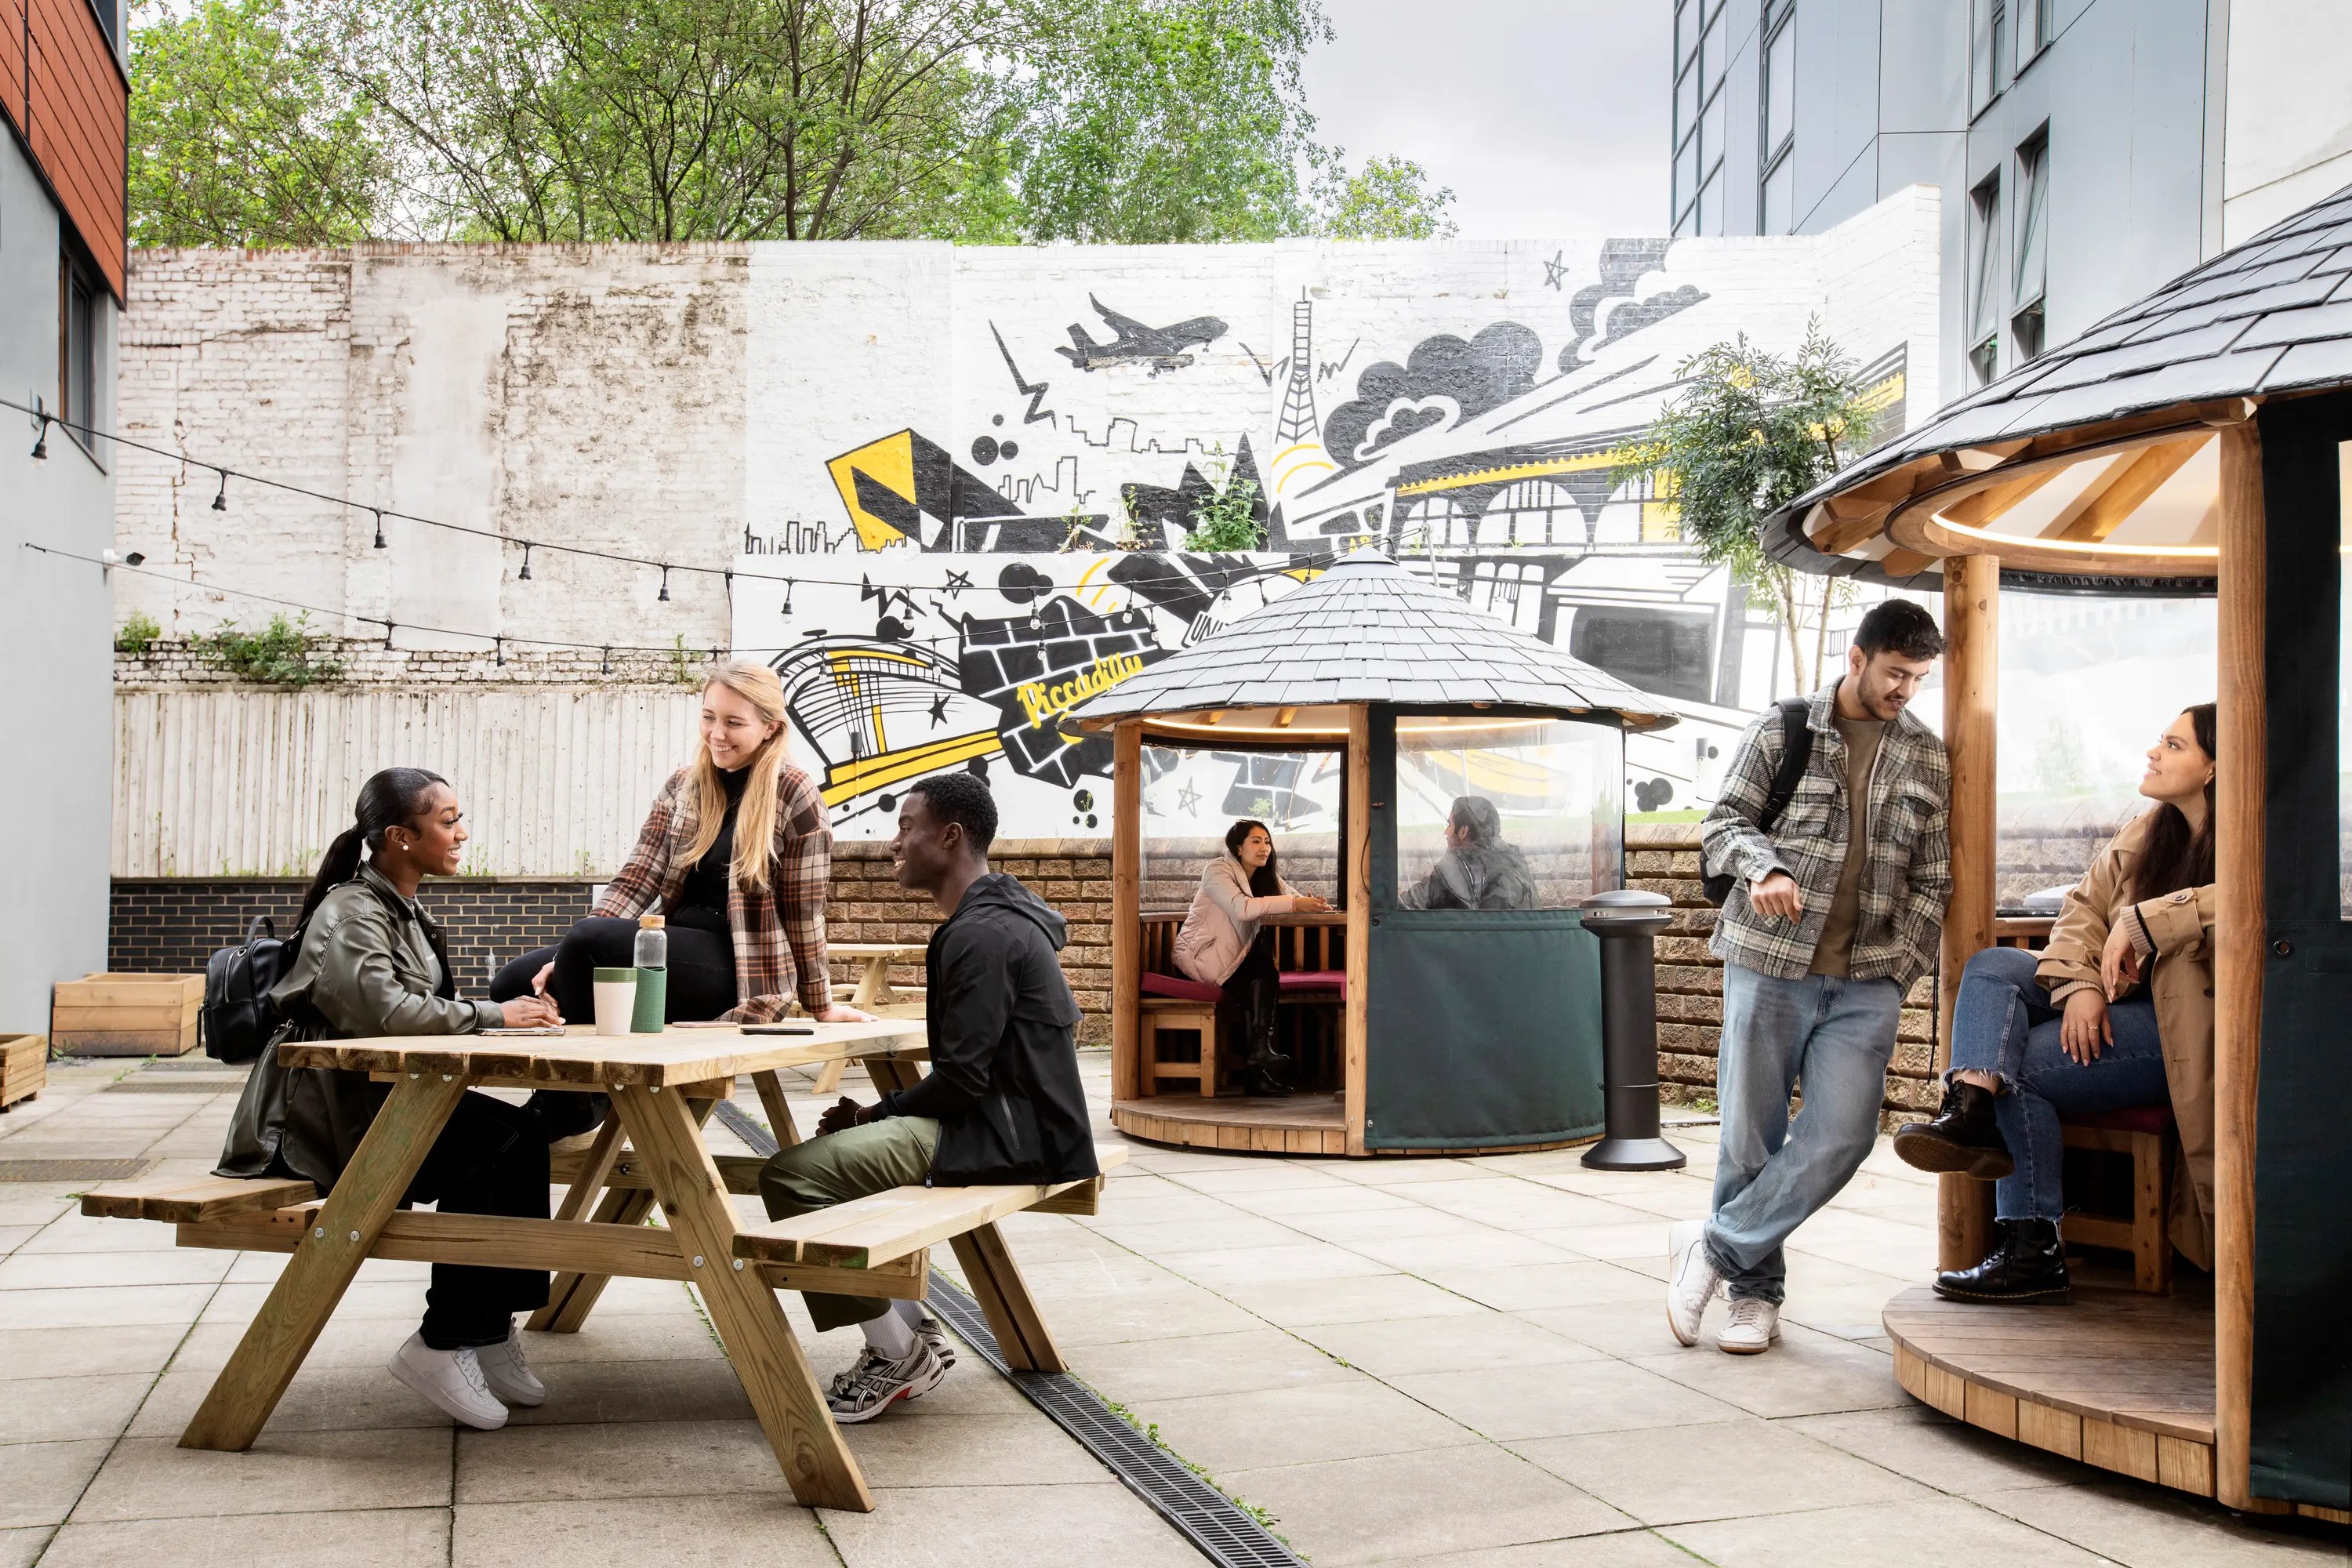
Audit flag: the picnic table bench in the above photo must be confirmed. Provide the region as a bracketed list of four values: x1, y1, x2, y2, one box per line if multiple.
[78, 1022, 1120, 1512]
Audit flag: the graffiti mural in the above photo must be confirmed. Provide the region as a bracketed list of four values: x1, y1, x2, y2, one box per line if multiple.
[738, 217, 1932, 838]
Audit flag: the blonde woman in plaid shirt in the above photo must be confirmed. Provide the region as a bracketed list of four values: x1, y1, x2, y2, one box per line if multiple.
[1668, 600, 1951, 1356]
[495, 661, 872, 1040]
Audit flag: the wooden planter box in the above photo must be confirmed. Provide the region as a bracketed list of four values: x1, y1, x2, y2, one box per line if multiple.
[0, 1034, 45, 1110]
[51, 975, 205, 1058]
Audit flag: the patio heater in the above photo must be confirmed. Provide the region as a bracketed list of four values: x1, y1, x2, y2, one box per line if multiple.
[1577, 889, 1685, 1171]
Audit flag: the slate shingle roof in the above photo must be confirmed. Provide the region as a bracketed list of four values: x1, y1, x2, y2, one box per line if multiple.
[1780, 180, 2352, 519]
[1069, 550, 1676, 729]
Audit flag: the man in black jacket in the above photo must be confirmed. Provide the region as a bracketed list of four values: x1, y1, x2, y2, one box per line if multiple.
[757, 771, 1097, 1422]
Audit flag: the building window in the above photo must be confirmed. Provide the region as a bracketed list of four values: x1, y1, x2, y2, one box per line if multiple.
[1759, 5, 1795, 233]
[1969, 0, 2007, 115]
[2013, 130, 2049, 362]
[1672, 0, 1730, 235]
[59, 249, 99, 451]
[1968, 175, 2002, 384]
[2016, 0, 2053, 67]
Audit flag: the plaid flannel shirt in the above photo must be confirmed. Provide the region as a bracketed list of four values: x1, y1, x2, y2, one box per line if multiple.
[594, 762, 833, 1022]
[1701, 681, 1951, 989]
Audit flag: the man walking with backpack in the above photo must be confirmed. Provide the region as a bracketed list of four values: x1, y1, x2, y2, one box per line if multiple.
[1670, 598, 1950, 1355]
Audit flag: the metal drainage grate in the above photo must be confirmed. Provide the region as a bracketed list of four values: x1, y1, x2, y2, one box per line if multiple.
[107, 1077, 245, 1093]
[710, 1100, 1302, 1568]
[0, 1158, 156, 1183]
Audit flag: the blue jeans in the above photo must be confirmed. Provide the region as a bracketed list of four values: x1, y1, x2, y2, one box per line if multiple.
[1707, 963, 1904, 1305]
[1947, 946, 2168, 1224]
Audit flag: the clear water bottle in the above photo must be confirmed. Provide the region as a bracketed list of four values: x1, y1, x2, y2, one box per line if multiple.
[633, 914, 667, 970]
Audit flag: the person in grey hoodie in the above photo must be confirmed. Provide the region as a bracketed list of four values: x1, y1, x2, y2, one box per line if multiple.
[758, 771, 1097, 1423]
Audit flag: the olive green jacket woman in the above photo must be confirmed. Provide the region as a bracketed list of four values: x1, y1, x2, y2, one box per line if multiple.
[216, 864, 501, 1190]
[2037, 811, 2217, 1268]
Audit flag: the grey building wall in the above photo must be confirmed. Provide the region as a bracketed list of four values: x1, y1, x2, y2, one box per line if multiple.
[1675, 0, 2221, 406]
[2, 128, 117, 1033]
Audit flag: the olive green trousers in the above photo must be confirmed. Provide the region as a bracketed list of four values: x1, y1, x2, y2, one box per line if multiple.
[757, 1115, 940, 1331]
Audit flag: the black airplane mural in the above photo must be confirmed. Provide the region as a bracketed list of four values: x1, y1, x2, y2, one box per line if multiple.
[1054, 296, 1228, 374]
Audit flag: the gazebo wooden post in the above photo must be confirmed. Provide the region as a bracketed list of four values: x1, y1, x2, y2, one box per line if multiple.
[1938, 553, 2000, 1272]
[2212, 418, 2265, 1512]
[1111, 721, 1144, 1103]
[1343, 706, 1372, 1156]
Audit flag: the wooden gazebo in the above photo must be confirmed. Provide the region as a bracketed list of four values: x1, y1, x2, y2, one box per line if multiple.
[1069, 550, 1675, 1156]
[1773, 183, 2352, 1523]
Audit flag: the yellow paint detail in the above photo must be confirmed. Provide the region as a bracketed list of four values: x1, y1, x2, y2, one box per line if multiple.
[1394, 445, 1628, 498]
[1641, 500, 1681, 542]
[826, 430, 919, 551]
[820, 729, 1003, 807]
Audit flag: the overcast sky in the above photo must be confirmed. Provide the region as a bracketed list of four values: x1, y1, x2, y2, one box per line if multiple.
[1303, 0, 1672, 239]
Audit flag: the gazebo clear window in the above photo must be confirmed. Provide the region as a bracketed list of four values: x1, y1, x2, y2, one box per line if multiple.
[1139, 742, 1345, 911]
[1390, 716, 1623, 909]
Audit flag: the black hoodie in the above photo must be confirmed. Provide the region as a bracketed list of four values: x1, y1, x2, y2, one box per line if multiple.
[873, 872, 1098, 1186]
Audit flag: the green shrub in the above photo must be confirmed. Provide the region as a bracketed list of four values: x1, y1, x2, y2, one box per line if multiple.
[114, 612, 162, 656]
[194, 613, 345, 687]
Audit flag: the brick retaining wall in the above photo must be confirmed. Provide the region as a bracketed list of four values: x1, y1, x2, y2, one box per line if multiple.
[111, 827, 1951, 1121]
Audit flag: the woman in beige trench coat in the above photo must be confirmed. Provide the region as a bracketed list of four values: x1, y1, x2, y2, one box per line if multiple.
[1893, 705, 2217, 1302]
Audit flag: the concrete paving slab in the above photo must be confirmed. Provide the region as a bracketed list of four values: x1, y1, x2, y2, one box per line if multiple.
[42, 1507, 451, 1568]
[1390, 1355, 1748, 1441]
[0, 1247, 237, 1290]
[0, 1372, 154, 1444]
[1294, 1310, 1603, 1379]
[1403, 1530, 1715, 1567]
[818, 1481, 1207, 1568]
[1515, 1417, 1933, 1526]
[1218, 1271, 1488, 1327]
[74, 1428, 454, 1521]
[1126, 1377, 1480, 1472]
[452, 1495, 829, 1567]
[0, 1283, 215, 1330]
[1979, 1477, 2352, 1566]
[1624, 1323, 1911, 1418]
[1426, 1259, 1662, 1312]
[1225, 1441, 1635, 1566]
[0, 1322, 188, 1381]
[0, 1439, 111, 1528]
[0, 1527, 48, 1568]
[1661, 1494, 2115, 1566]
[1069, 1326, 1358, 1401]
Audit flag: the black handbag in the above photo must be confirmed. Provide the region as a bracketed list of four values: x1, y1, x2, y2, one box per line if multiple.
[201, 914, 302, 1063]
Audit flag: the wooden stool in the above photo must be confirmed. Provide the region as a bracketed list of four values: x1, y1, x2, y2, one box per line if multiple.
[1141, 974, 1224, 1097]
[2059, 1105, 2175, 1294]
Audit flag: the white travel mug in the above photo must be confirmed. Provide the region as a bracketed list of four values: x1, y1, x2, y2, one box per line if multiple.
[592, 967, 639, 1036]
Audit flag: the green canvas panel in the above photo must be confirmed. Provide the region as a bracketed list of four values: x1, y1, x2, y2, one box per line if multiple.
[1363, 909, 1606, 1149]
[2250, 396, 2352, 1509]
[1361, 703, 1610, 1151]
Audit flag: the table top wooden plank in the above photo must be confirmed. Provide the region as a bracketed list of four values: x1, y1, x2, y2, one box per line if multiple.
[829, 943, 928, 959]
[281, 1019, 929, 1085]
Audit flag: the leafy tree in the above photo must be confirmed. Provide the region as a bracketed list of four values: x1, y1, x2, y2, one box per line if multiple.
[1615, 321, 1876, 693]
[1312, 150, 1455, 241]
[129, 0, 388, 247]
[1002, 0, 1326, 244]
[126, 0, 1455, 245]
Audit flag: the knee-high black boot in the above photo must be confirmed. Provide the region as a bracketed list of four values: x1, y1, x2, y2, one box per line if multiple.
[1240, 975, 1290, 1096]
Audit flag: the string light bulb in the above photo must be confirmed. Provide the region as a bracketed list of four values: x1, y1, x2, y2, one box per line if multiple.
[517, 543, 533, 582]
[29, 413, 49, 461]
[658, 566, 671, 603]
[372, 510, 386, 550]
[781, 579, 794, 615]
[601, 645, 612, 675]
[212, 470, 228, 511]
[382, 619, 394, 650]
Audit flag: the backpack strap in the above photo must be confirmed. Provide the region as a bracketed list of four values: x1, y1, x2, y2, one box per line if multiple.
[1753, 697, 1815, 837]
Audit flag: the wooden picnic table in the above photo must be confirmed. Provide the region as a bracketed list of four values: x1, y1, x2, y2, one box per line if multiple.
[155, 1020, 1058, 1512]
[813, 942, 929, 1094]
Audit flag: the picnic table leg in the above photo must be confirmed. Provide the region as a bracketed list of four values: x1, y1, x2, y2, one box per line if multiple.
[851, 955, 898, 1009]
[552, 1110, 626, 1224]
[811, 1058, 848, 1096]
[750, 1069, 801, 1148]
[532, 1093, 719, 1333]
[613, 1083, 873, 1512]
[949, 1222, 1067, 1374]
[180, 1073, 469, 1450]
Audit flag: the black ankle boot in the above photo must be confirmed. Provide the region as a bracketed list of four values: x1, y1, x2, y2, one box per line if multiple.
[1933, 1218, 2072, 1304]
[1893, 1080, 2014, 1179]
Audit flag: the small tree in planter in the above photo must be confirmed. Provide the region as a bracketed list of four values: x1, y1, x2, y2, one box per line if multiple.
[1617, 321, 1878, 694]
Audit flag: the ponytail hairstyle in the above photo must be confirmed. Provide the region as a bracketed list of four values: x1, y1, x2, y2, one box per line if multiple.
[1225, 818, 1282, 898]
[684, 659, 794, 895]
[2135, 702, 2217, 902]
[296, 767, 449, 927]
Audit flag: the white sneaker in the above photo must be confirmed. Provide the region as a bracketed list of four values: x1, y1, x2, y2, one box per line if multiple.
[1717, 1296, 1781, 1355]
[826, 1341, 947, 1425]
[1666, 1218, 1723, 1347]
[916, 1312, 956, 1370]
[476, 1324, 546, 1407]
[388, 1332, 508, 1429]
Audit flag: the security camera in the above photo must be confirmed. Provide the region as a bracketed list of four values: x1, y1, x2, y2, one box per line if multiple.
[100, 549, 146, 567]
